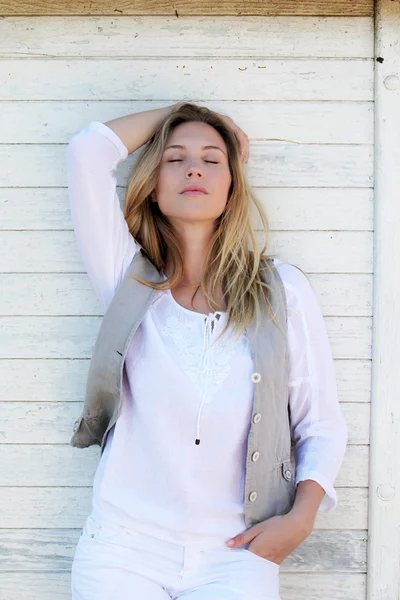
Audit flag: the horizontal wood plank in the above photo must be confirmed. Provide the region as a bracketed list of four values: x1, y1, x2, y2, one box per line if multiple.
[0, 315, 372, 359]
[0, 486, 367, 530]
[1, 231, 374, 274]
[0, 273, 373, 317]
[0, 571, 367, 600]
[0, 0, 374, 17]
[0, 528, 367, 571]
[280, 573, 366, 599]
[334, 360, 371, 403]
[1, 187, 374, 230]
[266, 231, 373, 274]
[0, 101, 374, 145]
[0, 444, 368, 487]
[251, 188, 373, 230]
[0, 358, 371, 403]
[1, 142, 373, 188]
[0, 59, 374, 101]
[0, 17, 374, 58]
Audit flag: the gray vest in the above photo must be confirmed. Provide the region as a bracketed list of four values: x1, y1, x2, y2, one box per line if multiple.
[70, 250, 296, 528]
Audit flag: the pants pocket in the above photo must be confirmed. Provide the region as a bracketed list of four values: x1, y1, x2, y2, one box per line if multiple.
[241, 548, 280, 570]
[82, 515, 139, 549]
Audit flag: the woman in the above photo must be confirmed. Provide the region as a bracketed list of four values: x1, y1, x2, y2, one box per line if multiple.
[67, 102, 348, 600]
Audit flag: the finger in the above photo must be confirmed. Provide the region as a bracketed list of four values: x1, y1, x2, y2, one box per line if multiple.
[225, 528, 256, 548]
[226, 532, 247, 547]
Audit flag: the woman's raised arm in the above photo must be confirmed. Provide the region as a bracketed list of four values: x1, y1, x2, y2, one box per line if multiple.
[66, 105, 177, 311]
[104, 103, 179, 154]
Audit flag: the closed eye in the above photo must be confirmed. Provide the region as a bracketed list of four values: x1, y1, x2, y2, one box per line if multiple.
[168, 159, 219, 164]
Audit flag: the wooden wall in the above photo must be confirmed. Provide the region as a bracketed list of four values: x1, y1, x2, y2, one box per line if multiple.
[0, 13, 373, 600]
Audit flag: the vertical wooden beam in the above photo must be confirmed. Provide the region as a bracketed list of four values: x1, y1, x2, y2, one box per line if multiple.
[368, 1, 400, 598]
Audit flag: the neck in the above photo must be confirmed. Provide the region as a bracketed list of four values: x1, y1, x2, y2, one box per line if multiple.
[164, 221, 214, 285]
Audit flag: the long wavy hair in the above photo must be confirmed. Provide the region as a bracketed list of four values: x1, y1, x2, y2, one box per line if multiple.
[123, 102, 281, 344]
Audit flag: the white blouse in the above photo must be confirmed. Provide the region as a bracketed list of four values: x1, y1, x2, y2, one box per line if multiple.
[66, 121, 348, 545]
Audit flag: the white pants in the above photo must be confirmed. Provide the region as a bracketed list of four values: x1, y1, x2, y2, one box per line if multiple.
[71, 514, 281, 599]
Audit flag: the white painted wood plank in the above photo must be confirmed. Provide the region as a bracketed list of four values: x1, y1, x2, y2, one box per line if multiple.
[0, 316, 98, 359]
[280, 574, 366, 600]
[0, 315, 372, 360]
[0, 274, 105, 315]
[284, 530, 367, 572]
[334, 360, 371, 404]
[314, 488, 368, 530]
[0, 528, 367, 571]
[266, 231, 373, 274]
[1, 142, 373, 188]
[0, 572, 367, 600]
[0, 444, 368, 487]
[1, 187, 374, 230]
[0, 487, 367, 530]
[307, 274, 372, 317]
[0, 59, 374, 101]
[0, 16, 374, 58]
[0, 101, 374, 145]
[0, 401, 369, 445]
[0, 273, 373, 317]
[0, 359, 90, 402]
[339, 403, 370, 444]
[0, 358, 370, 403]
[249, 144, 373, 187]
[368, 2, 400, 599]
[0, 231, 373, 274]
[252, 188, 373, 230]
[324, 317, 372, 360]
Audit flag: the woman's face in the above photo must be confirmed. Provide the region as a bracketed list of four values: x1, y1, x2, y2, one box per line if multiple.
[154, 121, 232, 227]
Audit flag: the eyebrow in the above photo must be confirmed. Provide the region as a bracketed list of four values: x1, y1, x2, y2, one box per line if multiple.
[165, 144, 226, 155]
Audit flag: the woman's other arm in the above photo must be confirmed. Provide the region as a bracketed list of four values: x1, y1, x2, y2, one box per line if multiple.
[278, 263, 348, 517]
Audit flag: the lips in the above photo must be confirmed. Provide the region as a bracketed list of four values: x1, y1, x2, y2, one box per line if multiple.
[180, 185, 208, 194]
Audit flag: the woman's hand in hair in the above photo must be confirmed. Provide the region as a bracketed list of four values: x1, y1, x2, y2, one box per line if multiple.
[172, 104, 249, 164]
[217, 113, 250, 164]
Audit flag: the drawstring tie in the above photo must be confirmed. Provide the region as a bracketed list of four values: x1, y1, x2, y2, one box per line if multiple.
[195, 312, 221, 445]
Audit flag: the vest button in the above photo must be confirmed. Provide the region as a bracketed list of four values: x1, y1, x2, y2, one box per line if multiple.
[284, 469, 292, 481]
[252, 451, 260, 462]
[251, 372, 261, 383]
[253, 413, 262, 424]
[249, 491, 258, 502]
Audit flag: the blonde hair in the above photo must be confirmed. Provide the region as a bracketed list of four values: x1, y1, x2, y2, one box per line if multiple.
[124, 102, 279, 344]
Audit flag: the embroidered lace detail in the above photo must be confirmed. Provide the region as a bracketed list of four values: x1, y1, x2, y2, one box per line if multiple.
[158, 293, 247, 403]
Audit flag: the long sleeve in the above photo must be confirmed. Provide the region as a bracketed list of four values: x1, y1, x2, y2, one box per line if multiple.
[66, 121, 139, 312]
[276, 261, 348, 513]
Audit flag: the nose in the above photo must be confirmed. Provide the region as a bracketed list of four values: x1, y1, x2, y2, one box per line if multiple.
[185, 159, 204, 178]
